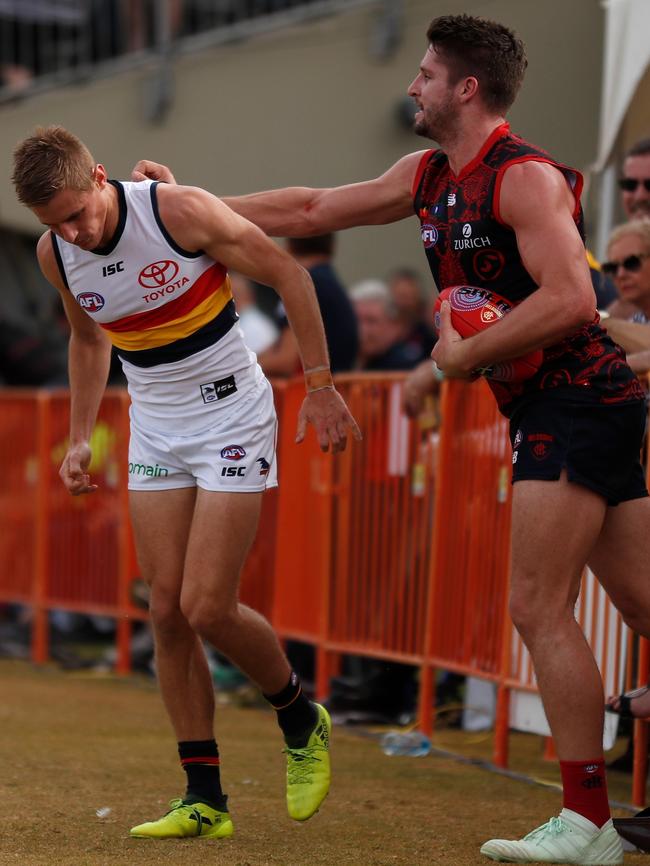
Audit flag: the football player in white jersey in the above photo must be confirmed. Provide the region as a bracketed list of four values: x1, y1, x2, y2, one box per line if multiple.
[13, 126, 360, 841]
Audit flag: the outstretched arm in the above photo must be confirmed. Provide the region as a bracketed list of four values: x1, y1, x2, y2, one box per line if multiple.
[133, 151, 427, 235]
[155, 183, 362, 452]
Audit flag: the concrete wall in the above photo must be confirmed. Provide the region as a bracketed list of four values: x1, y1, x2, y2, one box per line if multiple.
[0, 0, 605, 287]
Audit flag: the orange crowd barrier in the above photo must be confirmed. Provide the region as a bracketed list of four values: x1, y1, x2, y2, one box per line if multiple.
[0, 377, 647, 806]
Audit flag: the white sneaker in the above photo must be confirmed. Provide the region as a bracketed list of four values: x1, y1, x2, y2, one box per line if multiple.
[480, 809, 623, 864]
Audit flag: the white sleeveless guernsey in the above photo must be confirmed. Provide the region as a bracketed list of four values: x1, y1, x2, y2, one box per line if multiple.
[53, 180, 261, 434]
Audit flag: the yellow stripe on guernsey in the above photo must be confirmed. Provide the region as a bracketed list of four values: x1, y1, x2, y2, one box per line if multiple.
[103, 275, 233, 351]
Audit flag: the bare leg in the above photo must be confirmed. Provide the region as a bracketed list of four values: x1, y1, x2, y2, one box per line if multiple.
[590, 496, 650, 717]
[130, 487, 215, 741]
[180, 489, 291, 695]
[509, 473, 607, 760]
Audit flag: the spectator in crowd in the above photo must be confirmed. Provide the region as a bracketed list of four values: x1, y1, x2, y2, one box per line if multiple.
[601, 218, 650, 777]
[387, 267, 437, 359]
[601, 218, 650, 387]
[587, 249, 617, 310]
[599, 138, 650, 322]
[620, 138, 650, 222]
[0, 1, 87, 90]
[229, 272, 279, 355]
[604, 219, 650, 334]
[351, 279, 425, 371]
[259, 233, 359, 376]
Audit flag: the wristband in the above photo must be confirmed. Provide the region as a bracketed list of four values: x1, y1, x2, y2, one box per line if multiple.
[432, 361, 445, 382]
[305, 367, 334, 392]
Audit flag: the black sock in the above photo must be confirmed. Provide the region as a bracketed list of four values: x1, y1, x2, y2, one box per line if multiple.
[177, 739, 227, 811]
[264, 672, 317, 747]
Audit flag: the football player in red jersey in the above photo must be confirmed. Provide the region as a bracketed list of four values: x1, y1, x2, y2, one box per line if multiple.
[134, 14, 650, 864]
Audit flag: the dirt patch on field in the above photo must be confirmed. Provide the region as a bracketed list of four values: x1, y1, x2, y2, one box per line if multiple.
[0, 661, 645, 866]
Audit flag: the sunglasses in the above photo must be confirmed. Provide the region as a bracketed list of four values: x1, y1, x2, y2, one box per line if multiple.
[618, 177, 650, 192]
[602, 253, 649, 276]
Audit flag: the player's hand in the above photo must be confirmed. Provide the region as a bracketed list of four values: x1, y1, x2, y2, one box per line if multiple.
[131, 159, 177, 184]
[431, 301, 474, 379]
[402, 360, 440, 418]
[296, 388, 362, 453]
[59, 442, 98, 496]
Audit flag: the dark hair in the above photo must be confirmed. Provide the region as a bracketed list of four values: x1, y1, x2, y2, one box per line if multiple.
[626, 138, 650, 159]
[426, 14, 527, 114]
[287, 234, 334, 257]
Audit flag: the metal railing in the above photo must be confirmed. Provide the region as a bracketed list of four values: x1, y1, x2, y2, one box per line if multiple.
[0, 0, 384, 104]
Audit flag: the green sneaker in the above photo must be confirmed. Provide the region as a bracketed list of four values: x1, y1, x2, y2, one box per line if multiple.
[130, 798, 234, 839]
[480, 809, 623, 863]
[285, 703, 331, 821]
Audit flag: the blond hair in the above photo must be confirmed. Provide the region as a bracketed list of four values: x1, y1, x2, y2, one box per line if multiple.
[12, 125, 95, 207]
[607, 218, 650, 256]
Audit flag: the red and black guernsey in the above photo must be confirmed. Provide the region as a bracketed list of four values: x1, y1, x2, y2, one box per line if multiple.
[412, 122, 644, 416]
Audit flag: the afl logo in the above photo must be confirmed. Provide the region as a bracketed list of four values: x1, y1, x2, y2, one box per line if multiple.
[76, 291, 105, 312]
[221, 445, 246, 461]
[138, 260, 179, 289]
[421, 224, 439, 249]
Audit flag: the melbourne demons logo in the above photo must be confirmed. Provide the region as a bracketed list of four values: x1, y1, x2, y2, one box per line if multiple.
[528, 433, 553, 461]
[480, 302, 508, 323]
[473, 249, 505, 282]
[76, 291, 105, 312]
[138, 260, 179, 289]
[421, 224, 439, 248]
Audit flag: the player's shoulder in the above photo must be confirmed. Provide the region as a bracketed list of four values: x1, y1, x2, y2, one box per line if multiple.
[502, 158, 563, 182]
[500, 160, 573, 219]
[390, 149, 435, 176]
[154, 180, 223, 221]
[36, 229, 55, 266]
[501, 159, 567, 193]
[36, 230, 68, 289]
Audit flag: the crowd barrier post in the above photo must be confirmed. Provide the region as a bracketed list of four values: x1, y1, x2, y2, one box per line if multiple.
[418, 380, 454, 736]
[494, 612, 513, 769]
[630, 418, 650, 806]
[314, 449, 335, 703]
[632, 635, 650, 806]
[32, 391, 52, 664]
[115, 390, 134, 674]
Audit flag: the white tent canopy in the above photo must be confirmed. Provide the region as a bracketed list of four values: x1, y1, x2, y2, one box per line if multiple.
[595, 0, 650, 172]
[593, 0, 650, 257]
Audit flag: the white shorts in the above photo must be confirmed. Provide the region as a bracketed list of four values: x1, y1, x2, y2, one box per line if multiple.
[128, 377, 278, 492]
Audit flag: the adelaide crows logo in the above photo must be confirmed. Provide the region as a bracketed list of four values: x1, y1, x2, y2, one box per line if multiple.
[257, 457, 270, 476]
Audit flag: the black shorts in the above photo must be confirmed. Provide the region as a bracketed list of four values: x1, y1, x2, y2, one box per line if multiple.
[509, 399, 648, 506]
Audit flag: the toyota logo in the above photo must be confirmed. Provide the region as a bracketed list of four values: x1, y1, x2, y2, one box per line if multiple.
[138, 260, 179, 289]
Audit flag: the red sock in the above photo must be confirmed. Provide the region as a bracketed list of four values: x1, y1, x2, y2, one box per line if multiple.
[559, 758, 610, 828]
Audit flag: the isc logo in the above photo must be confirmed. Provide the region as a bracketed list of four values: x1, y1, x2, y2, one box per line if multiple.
[102, 261, 124, 277]
[221, 466, 246, 477]
[76, 291, 105, 312]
